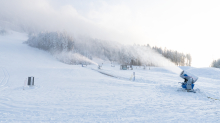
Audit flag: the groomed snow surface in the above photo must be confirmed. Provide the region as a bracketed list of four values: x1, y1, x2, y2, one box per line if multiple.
[0, 31, 220, 123]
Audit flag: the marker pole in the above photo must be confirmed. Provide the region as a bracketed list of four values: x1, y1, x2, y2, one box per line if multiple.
[133, 72, 135, 81]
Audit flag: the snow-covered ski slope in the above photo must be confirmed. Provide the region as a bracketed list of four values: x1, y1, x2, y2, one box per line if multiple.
[0, 31, 220, 123]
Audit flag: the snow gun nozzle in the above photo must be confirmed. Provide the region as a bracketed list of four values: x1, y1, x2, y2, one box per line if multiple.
[180, 70, 184, 76]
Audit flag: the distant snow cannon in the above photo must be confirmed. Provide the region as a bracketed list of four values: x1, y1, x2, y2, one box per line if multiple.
[81, 64, 87, 67]
[180, 71, 198, 92]
[98, 65, 102, 69]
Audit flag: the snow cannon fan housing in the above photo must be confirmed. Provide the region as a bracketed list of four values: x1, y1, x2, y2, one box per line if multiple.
[180, 71, 198, 83]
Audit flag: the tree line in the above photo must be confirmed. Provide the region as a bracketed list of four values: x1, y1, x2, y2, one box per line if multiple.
[211, 59, 220, 68]
[25, 31, 192, 66]
[151, 45, 192, 66]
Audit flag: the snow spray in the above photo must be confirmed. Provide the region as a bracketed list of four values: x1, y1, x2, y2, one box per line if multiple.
[132, 46, 182, 74]
[55, 52, 98, 66]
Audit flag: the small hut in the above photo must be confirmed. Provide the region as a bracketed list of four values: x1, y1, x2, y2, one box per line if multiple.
[120, 65, 128, 70]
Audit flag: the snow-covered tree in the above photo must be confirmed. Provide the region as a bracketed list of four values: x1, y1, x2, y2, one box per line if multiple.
[25, 31, 192, 66]
[211, 59, 220, 68]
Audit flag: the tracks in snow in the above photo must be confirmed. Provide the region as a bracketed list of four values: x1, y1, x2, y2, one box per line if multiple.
[0, 67, 10, 91]
[90, 68, 132, 81]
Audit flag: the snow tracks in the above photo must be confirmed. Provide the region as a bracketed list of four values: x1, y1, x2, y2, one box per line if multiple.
[0, 67, 10, 91]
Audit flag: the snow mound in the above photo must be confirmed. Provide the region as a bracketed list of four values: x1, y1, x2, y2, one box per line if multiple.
[179, 66, 195, 71]
[186, 67, 220, 80]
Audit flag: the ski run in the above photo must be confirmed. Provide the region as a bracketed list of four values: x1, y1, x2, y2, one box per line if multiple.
[0, 31, 220, 122]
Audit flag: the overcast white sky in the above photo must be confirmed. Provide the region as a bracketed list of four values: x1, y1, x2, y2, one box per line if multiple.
[1, 0, 220, 67]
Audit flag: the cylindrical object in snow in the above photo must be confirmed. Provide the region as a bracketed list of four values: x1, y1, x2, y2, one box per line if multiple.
[28, 76, 34, 86]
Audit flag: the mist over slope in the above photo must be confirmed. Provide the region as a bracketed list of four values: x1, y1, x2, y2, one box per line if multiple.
[25, 31, 183, 74]
[0, 0, 191, 71]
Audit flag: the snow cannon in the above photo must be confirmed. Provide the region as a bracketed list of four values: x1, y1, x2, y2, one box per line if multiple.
[180, 71, 198, 92]
[98, 65, 102, 69]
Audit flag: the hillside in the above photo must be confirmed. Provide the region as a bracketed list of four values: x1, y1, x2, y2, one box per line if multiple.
[0, 31, 220, 122]
[25, 31, 191, 67]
